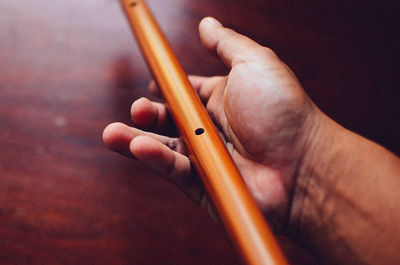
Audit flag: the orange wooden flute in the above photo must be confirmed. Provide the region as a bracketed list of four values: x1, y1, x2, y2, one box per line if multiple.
[120, 1, 289, 264]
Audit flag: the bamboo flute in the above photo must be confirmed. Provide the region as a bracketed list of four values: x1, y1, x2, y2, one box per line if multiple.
[120, 1, 290, 264]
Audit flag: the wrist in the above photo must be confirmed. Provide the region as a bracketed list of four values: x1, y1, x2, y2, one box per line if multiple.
[288, 108, 400, 264]
[288, 109, 346, 239]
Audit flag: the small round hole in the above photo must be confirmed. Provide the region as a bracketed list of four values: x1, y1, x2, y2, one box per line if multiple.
[129, 1, 138, 7]
[195, 128, 204, 135]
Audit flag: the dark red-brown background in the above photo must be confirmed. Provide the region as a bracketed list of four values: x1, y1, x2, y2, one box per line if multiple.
[0, 0, 398, 264]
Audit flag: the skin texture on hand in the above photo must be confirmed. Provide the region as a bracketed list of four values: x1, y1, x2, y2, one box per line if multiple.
[103, 17, 400, 265]
[103, 17, 319, 230]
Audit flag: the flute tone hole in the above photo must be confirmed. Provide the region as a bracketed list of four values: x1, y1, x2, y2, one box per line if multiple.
[195, 128, 205, 135]
[130, 1, 138, 7]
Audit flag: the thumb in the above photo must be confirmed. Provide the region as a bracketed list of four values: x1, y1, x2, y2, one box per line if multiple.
[199, 17, 276, 68]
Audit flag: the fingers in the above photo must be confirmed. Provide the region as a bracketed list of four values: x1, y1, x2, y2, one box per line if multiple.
[148, 76, 207, 98]
[148, 75, 226, 105]
[103, 122, 204, 202]
[149, 75, 216, 101]
[148, 80, 162, 98]
[103, 122, 137, 158]
[149, 76, 208, 98]
[131, 97, 169, 130]
[102, 122, 186, 158]
[130, 136, 185, 181]
[129, 135, 189, 178]
[130, 136, 204, 202]
[199, 17, 277, 69]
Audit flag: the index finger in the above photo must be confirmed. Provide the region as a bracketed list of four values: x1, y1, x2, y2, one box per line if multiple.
[149, 75, 225, 103]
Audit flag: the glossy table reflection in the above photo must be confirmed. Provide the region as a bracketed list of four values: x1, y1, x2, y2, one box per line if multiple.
[0, 0, 398, 264]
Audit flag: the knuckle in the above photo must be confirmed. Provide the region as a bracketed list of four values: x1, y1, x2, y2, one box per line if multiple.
[258, 46, 278, 60]
[165, 139, 177, 151]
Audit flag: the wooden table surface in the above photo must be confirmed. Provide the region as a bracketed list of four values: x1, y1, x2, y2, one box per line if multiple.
[0, 0, 398, 264]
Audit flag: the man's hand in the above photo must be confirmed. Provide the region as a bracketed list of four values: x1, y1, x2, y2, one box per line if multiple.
[103, 17, 400, 265]
[103, 17, 319, 230]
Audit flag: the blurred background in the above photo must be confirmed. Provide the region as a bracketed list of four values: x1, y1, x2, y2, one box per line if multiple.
[0, 0, 398, 264]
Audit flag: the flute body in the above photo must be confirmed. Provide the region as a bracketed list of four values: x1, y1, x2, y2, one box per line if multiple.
[120, 1, 289, 264]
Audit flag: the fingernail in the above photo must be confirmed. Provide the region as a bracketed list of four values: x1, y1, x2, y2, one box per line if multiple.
[205, 17, 222, 27]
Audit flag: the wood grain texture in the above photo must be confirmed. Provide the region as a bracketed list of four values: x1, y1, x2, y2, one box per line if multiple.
[0, 0, 398, 264]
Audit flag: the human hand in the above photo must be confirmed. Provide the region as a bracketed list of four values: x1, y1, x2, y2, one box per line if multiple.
[104, 17, 400, 265]
[103, 17, 321, 232]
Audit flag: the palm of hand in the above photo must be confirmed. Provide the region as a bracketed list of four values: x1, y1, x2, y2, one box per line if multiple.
[203, 59, 314, 228]
[103, 56, 315, 231]
[103, 19, 317, 231]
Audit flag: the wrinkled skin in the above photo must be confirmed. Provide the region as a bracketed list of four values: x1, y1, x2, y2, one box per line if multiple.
[103, 17, 320, 232]
[103, 17, 400, 265]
